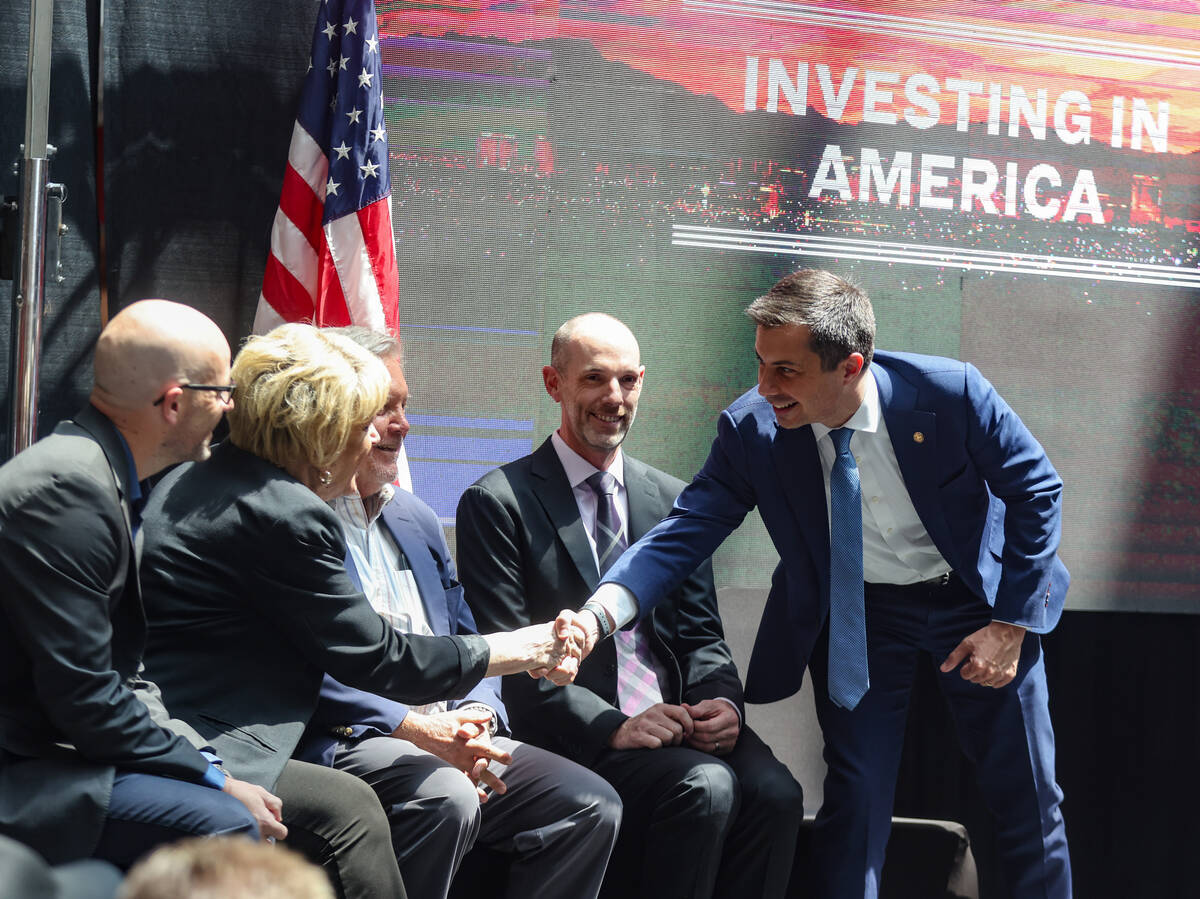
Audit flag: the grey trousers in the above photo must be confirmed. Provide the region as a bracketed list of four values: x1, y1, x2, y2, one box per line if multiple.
[274, 759, 407, 899]
[332, 735, 621, 899]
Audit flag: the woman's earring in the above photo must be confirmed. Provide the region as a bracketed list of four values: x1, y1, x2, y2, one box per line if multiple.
[318, 470, 333, 486]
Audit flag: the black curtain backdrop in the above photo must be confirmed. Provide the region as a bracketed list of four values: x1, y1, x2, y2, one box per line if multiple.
[0, 0, 310, 448]
[1, 3, 1197, 896]
[0, 0, 101, 449]
[895, 611, 1200, 899]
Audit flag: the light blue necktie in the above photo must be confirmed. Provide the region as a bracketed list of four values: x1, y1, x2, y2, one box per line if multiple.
[827, 427, 869, 710]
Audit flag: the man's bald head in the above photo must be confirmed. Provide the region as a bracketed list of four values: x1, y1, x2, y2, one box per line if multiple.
[549, 313, 640, 374]
[92, 300, 230, 409]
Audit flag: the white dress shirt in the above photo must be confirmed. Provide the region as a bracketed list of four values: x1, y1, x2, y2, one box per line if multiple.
[331, 488, 446, 715]
[551, 431, 631, 573]
[812, 372, 951, 585]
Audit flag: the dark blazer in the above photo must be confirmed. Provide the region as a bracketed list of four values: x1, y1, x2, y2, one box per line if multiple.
[602, 350, 1071, 703]
[0, 406, 213, 863]
[455, 438, 742, 766]
[139, 441, 491, 791]
[298, 488, 507, 766]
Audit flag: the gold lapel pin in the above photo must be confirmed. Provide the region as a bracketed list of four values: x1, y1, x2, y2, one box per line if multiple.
[913, 431, 925, 443]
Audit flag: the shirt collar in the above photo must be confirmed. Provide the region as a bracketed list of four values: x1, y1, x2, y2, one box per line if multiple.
[811, 370, 880, 443]
[550, 430, 625, 490]
[331, 482, 395, 528]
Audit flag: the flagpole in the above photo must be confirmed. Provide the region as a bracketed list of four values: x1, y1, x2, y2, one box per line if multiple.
[8, 0, 56, 457]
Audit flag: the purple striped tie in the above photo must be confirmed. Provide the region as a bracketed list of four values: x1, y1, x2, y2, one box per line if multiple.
[586, 471, 664, 716]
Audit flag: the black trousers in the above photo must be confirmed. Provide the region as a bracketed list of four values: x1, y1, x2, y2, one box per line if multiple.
[593, 725, 803, 899]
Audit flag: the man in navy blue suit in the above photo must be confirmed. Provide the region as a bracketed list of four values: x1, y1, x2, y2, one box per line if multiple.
[574, 270, 1072, 898]
[296, 327, 619, 899]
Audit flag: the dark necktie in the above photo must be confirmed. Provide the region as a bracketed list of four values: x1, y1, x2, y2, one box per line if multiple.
[827, 427, 869, 710]
[586, 471, 663, 715]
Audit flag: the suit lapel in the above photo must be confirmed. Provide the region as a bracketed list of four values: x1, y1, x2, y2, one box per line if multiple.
[770, 422, 831, 588]
[380, 501, 452, 636]
[529, 439, 600, 592]
[874, 362, 950, 552]
[623, 456, 663, 541]
[72, 404, 138, 555]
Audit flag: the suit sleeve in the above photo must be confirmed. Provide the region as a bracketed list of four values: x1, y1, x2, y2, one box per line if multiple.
[960, 364, 1066, 629]
[0, 475, 212, 783]
[249, 511, 490, 706]
[457, 482, 626, 764]
[604, 409, 759, 619]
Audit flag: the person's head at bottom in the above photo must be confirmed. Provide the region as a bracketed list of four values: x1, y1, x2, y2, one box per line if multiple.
[118, 837, 333, 899]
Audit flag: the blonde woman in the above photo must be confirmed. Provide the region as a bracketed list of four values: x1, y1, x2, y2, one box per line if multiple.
[138, 324, 578, 899]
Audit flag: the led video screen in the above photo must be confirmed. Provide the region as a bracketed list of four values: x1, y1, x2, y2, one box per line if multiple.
[378, 1, 1200, 613]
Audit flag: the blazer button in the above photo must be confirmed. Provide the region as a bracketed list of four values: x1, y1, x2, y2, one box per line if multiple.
[605, 664, 616, 676]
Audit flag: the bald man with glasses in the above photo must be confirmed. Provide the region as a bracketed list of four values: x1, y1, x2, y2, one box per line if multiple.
[0, 300, 284, 870]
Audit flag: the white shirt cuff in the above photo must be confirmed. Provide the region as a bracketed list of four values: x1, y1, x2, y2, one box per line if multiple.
[590, 582, 639, 630]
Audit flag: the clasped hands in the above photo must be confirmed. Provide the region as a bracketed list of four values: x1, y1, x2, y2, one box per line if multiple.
[394, 707, 512, 802]
[608, 699, 740, 755]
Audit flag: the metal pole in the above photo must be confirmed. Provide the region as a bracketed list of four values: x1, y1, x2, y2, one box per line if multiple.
[9, 0, 56, 456]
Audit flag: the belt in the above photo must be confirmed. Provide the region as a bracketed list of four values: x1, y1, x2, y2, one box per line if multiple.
[865, 571, 954, 592]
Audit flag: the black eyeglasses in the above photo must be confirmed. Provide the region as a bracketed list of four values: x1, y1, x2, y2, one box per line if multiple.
[153, 384, 236, 406]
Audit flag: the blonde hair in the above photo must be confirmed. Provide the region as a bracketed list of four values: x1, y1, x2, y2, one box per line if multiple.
[119, 837, 334, 899]
[227, 323, 388, 470]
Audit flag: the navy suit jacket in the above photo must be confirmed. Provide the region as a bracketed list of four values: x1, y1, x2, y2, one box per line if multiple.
[298, 488, 507, 766]
[603, 350, 1069, 704]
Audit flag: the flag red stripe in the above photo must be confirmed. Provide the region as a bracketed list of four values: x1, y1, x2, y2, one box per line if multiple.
[278, 164, 325, 254]
[261, 253, 317, 324]
[358, 198, 400, 335]
[315, 234, 354, 327]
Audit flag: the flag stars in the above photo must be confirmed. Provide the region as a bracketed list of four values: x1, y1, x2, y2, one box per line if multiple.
[344, 17, 358, 35]
[358, 68, 374, 89]
[365, 35, 378, 54]
[322, 21, 337, 39]
[360, 160, 380, 179]
[369, 125, 386, 143]
[326, 58, 338, 77]
[339, 55, 349, 70]
[346, 106, 363, 124]
[326, 177, 340, 197]
[332, 141, 351, 160]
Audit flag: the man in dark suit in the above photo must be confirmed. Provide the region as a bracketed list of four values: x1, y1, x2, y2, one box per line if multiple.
[585, 270, 1072, 898]
[0, 300, 285, 868]
[456, 313, 804, 899]
[296, 326, 620, 899]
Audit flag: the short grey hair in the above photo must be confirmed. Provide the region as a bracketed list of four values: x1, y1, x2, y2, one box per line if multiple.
[746, 269, 875, 370]
[323, 325, 402, 362]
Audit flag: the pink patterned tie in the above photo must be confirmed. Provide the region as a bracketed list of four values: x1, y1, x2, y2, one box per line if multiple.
[586, 471, 664, 716]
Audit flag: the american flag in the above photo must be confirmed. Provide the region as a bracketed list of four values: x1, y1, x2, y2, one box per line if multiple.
[256, 0, 412, 489]
[254, 0, 398, 335]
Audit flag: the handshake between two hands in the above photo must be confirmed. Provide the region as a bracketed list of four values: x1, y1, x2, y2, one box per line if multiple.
[526, 608, 602, 685]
